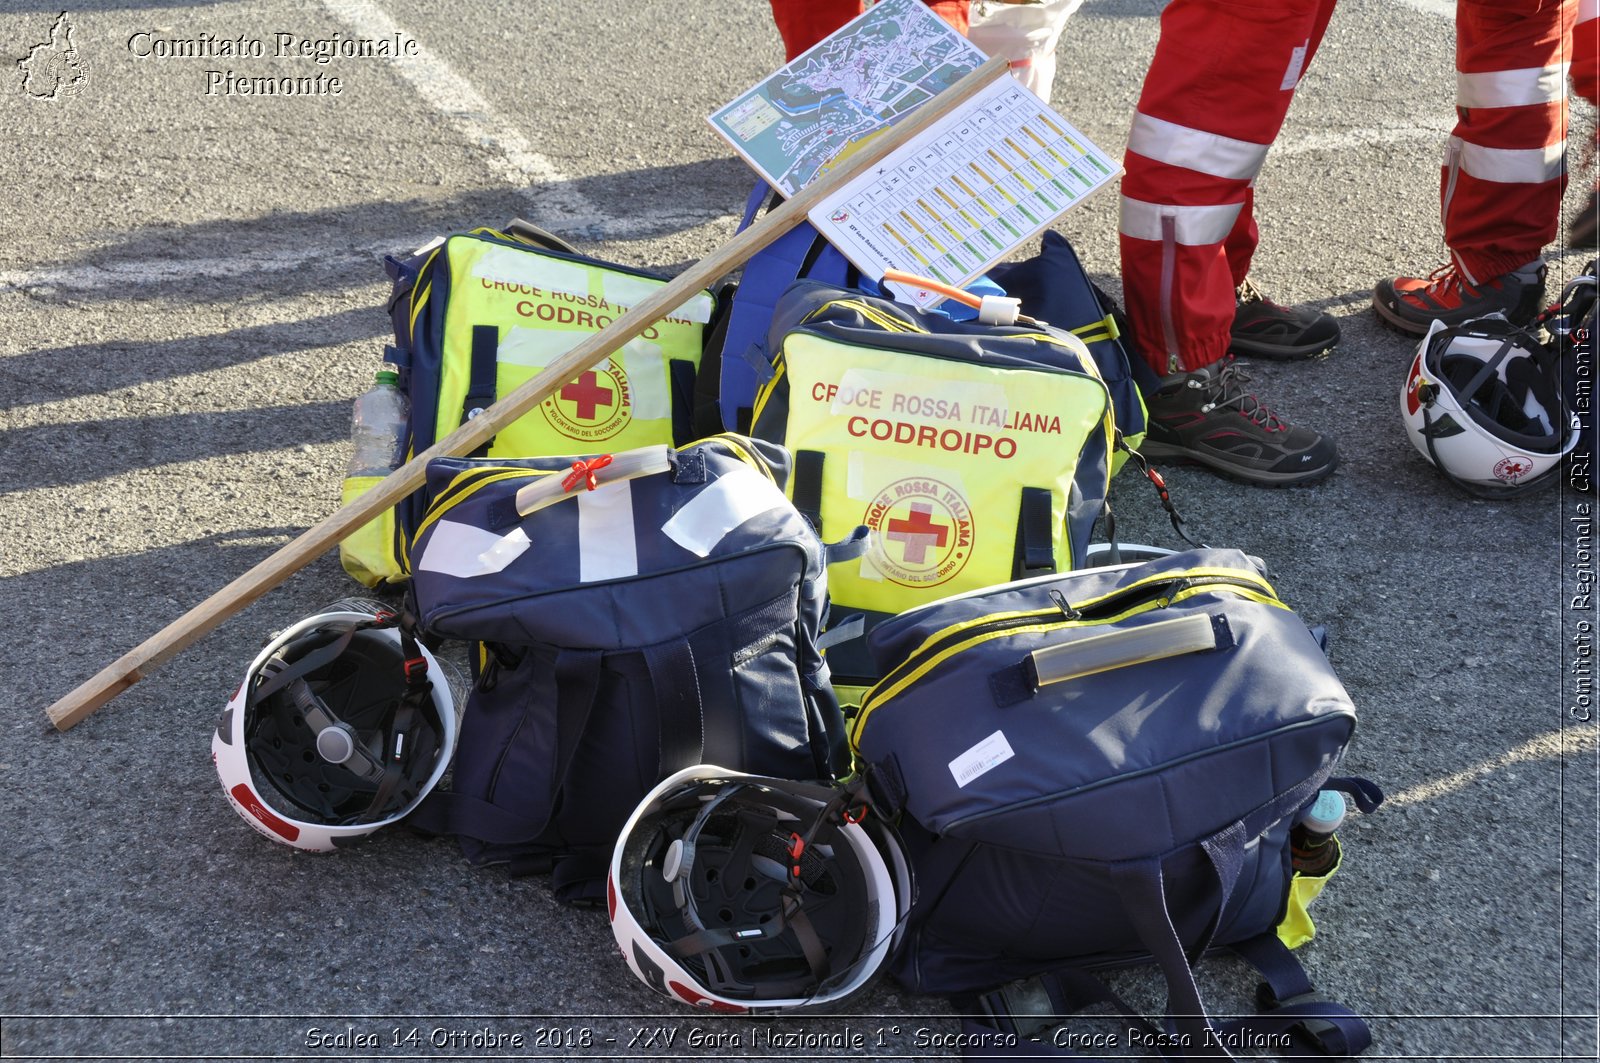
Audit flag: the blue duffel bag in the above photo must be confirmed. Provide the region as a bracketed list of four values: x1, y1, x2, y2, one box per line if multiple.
[850, 547, 1382, 1059]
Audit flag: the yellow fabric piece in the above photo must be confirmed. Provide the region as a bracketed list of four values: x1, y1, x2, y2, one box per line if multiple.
[437, 235, 712, 456]
[1277, 836, 1341, 949]
[776, 330, 1110, 621]
[338, 475, 404, 587]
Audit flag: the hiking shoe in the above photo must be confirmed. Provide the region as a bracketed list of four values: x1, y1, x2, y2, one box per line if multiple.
[1372, 260, 1546, 335]
[1570, 187, 1599, 250]
[1230, 278, 1340, 360]
[1136, 356, 1338, 486]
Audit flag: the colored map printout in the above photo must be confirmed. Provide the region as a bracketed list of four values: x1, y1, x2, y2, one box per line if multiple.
[707, 0, 988, 196]
[809, 77, 1120, 309]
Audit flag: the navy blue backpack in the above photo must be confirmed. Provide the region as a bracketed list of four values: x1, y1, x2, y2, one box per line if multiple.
[404, 435, 860, 902]
[850, 547, 1382, 1059]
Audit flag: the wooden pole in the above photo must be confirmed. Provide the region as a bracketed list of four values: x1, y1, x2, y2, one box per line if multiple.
[45, 57, 1010, 731]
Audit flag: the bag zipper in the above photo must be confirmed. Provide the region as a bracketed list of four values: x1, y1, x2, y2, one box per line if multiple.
[416, 438, 778, 540]
[415, 465, 560, 541]
[852, 569, 1281, 745]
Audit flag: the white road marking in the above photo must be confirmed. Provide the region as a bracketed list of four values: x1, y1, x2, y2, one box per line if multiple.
[317, 0, 606, 230]
[1273, 124, 1451, 158]
[318, 0, 726, 240]
[1394, 0, 1454, 19]
[0, 236, 436, 295]
[1385, 725, 1599, 807]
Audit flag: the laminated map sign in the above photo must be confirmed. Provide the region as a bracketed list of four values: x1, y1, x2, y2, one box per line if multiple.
[708, 0, 989, 196]
[708, 0, 1119, 310]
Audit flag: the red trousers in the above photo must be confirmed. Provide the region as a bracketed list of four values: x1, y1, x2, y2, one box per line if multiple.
[768, 1, 971, 61]
[1445, 0, 1580, 283]
[1118, 0, 1337, 376]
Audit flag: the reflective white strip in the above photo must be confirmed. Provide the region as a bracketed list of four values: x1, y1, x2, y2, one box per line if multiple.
[661, 466, 791, 557]
[1126, 112, 1270, 181]
[601, 272, 715, 325]
[619, 337, 671, 420]
[1119, 196, 1243, 246]
[416, 521, 529, 578]
[1456, 65, 1567, 109]
[497, 324, 581, 367]
[577, 482, 638, 582]
[470, 243, 590, 297]
[1457, 137, 1566, 185]
[1581, 0, 1597, 25]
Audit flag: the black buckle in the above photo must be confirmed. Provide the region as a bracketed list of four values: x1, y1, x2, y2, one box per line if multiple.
[1255, 984, 1341, 1054]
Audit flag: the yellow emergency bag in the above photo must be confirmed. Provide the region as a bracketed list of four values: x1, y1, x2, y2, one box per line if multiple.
[339, 221, 716, 586]
[750, 280, 1115, 692]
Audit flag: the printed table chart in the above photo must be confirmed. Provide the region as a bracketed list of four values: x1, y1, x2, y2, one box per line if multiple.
[810, 77, 1120, 308]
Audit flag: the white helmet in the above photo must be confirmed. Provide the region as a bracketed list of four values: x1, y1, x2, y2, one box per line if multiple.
[1400, 317, 1577, 497]
[212, 600, 457, 852]
[606, 765, 911, 1013]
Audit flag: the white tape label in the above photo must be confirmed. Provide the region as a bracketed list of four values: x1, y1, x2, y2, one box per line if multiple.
[949, 730, 1015, 788]
[416, 521, 529, 578]
[662, 466, 791, 557]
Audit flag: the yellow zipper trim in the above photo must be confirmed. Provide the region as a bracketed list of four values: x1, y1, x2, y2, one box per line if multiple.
[702, 434, 777, 484]
[1070, 314, 1120, 346]
[750, 350, 787, 428]
[414, 467, 559, 541]
[407, 240, 446, 341]
[852, 571, 1282, 743]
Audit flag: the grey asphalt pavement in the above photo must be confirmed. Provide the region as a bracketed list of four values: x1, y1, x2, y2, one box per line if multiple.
[1, 1, 1597, 1060]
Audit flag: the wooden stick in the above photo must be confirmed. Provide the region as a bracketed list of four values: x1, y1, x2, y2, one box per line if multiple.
[45, 56, 1010, 731]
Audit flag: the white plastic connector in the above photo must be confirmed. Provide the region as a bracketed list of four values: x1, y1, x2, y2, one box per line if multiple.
[977, 294, 1022, 326]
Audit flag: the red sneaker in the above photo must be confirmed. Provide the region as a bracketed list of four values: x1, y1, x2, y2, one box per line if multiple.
[1372, 261, 1546, 336]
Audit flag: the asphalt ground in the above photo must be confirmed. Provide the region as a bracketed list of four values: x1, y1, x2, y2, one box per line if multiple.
[0, 1, 1597, 1060]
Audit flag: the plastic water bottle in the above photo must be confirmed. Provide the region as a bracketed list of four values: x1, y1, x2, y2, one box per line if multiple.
[1290, 790, 1346, 877]
[348, 369, 409, 478]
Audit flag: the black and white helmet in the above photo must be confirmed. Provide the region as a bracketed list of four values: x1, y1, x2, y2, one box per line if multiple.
[607, 765, 911, 1013]
[1400, 317, 1577, 497]
[212, 601, 456, 851]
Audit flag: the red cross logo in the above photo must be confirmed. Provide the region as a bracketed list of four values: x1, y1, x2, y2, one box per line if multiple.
[560, 371, 615, 421]
[885, 502, 949, 564]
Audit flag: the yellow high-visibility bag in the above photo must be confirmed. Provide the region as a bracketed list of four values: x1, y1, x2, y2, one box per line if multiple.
[750, 279, 1115, 694]
[339, 221, 716, 586]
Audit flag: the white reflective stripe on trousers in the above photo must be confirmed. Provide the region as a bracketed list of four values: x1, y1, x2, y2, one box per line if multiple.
[1127, 111, 1271, 182]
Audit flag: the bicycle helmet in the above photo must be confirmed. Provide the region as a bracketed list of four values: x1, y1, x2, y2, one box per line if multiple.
[1400, 317, 1577, 497]
[212, 600, 456, 851]
[607, 765, 911, 1013]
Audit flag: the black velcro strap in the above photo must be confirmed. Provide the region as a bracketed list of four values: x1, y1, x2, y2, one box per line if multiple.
[793, 450, 826, 535]
[464, 325, 500, 455]
[1013, 487, 1055, 579]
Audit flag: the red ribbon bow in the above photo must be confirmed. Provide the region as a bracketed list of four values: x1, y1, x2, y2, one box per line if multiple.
[562, 454, 614, 492]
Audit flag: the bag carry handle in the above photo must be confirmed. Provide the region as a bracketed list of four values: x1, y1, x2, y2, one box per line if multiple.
[504, 217, 582, 255]
[1027, 612, 1228, 689]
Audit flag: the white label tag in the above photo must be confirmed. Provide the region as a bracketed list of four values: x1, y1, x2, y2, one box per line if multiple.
[1280, 40, 1308, 91]
[949, 729, 1015, 788]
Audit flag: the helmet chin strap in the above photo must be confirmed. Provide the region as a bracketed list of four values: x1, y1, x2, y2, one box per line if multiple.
[1418, 321, 1567, 499]
[252, 616, 434, 822]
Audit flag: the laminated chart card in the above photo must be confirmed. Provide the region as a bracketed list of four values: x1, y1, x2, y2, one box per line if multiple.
[808, 76, 1121, 309]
